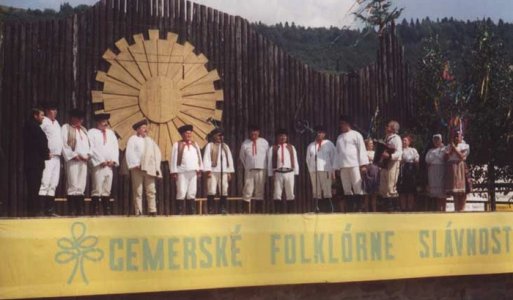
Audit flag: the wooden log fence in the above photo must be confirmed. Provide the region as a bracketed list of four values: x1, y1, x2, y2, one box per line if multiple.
[0, 0, 415, 217]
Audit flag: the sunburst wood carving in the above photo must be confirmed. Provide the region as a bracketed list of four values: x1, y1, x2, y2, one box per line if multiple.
[92, 29, 223, 161]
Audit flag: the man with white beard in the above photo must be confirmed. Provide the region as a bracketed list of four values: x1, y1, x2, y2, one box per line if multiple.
[126, 119, 162, 216]
[378, 120, 403, 211]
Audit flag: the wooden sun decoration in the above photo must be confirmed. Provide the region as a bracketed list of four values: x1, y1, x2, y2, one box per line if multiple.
[92, 29, 223, 161]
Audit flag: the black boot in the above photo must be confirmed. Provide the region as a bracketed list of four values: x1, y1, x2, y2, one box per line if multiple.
[254, 201, 264, 214]
[91, 196, 100, 216]
[188, 199, 196, 215]
[286, 201, 296, 214]
[354, 195, 363, 212]
[326, 198, 334, 213]
[177, 201, 185, 215]
[101, 197, 112, 215]
[348, 196, 359, 212]
[385, 198, 395, 212]
[45, 196, 58, 217]
[219, 196, 227, 215]
[76, 196, 85, 216]
[67, 196, 76, 216]
[313, 198, 321, 213]
[207, 195, 215, 214]
[393, 197, 401, 212]
[317, 199, 329, 213]
[344, 196, 353, 213]
[274, 200, 283, 214]
[320, 198, 334, 213]
[37, 195, 47, 217]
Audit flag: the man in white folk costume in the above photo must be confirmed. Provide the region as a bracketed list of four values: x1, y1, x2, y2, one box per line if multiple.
[38, 102, 62, 216]
[306, 125, 336, 213]
[335, 115, 369, 212]
[203, 128, 234, 214]
[125, 119, 162, 216]
[62, 109, 91, 216]
[240, 124, 269, 213]
[378, 120, 403, 211]
[268, 128, 299, 213]
[88, 113, 119, 215]
[170, 124, 203, 215]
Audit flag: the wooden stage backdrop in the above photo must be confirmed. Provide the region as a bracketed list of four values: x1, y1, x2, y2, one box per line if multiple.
[0, 0, 415, 217]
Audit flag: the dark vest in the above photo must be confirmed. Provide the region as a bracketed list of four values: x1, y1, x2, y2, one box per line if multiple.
[272, 144, 295, 169]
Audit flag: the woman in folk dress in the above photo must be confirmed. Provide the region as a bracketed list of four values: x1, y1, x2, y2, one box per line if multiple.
[425, 134, 447, 211]
[445, 131, 470, 212]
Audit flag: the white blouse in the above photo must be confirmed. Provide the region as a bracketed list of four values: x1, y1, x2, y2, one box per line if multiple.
[447, 142, 470, 162]
[402, 147, 419, 163]
[426, 147, 445, 165]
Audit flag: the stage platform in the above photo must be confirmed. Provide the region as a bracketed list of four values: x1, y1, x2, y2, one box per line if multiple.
[1, 213, 513, 299]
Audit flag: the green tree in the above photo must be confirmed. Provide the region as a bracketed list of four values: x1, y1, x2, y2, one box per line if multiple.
[465, 25, 513, 209]
[353, 0, 403, 36]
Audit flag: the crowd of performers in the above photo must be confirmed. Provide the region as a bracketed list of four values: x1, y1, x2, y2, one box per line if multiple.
[23, 102, 471, 217]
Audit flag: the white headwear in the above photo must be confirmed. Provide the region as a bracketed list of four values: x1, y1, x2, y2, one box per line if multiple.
[432, 134, 442, 141]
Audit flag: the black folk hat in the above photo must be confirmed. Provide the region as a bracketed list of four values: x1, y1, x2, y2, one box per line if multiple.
[178, 124, 193, 135]
[275, 128, 287, 136]
[208, 128, 224, 139]
[132, 119, 148, 130]
[41, 101, 59, 110]
[69, 108, 85, 119]
[248, 124, 260, 131]
[93, 113, 111, 122]
[313, 125, 327, 133]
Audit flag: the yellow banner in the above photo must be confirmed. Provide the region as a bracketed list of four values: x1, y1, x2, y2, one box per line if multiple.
[1, 213, 513, 299]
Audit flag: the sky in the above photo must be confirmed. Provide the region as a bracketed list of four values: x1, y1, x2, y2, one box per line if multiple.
[1, 0, 513, 28]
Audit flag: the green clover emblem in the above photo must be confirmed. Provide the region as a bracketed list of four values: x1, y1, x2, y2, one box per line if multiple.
[55, 222, 104, 284]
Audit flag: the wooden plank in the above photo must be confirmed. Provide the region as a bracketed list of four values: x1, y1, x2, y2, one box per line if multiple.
[182, 90, 223, 101]
[181, 98, 216, 110]
[158, 122, 172, 162]
[186, 1, 192, 41]
[9, 22, 20, 216]
[178, 107, 214, 121]
[156, 33, 175, 76]
[105, 62, 144, 89]
[77, 11, 87, 121]
[0, 23, 12, 215]
[166, 120, 182, 145]
[97, 71, 140, 95]
[111, 40, 147, 85]
[206, 7, 214, 71]
[166, 43, 185, 79]
[177, 67, 214, 89]
[178, 0, 185, 43]
[181, 81, 215, 95]
[129, 34, 152, 80]
[147, 122, 160, 147]
[102, 95, 139, 110]
[144, 29, 159, 77]
[108, 105, 141, 126]
[178, 113, 215, 136]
